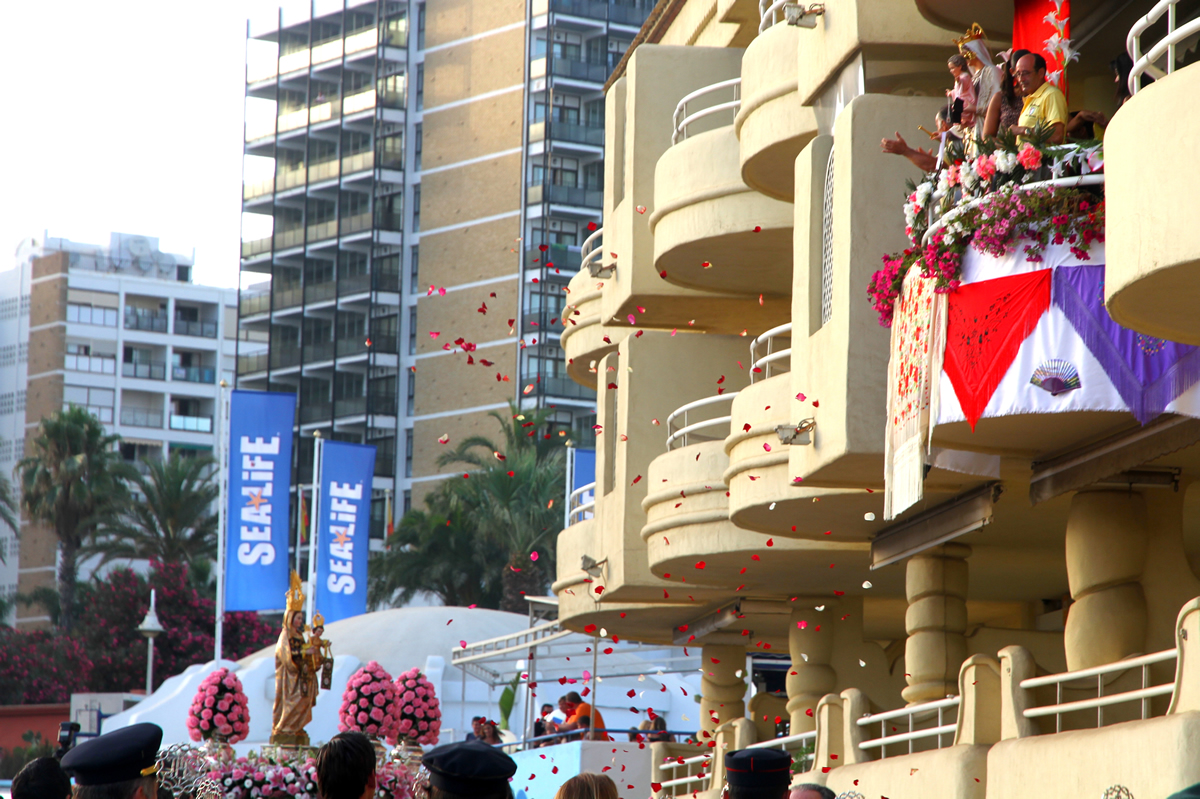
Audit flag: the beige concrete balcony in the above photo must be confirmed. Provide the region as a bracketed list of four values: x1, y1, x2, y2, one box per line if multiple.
[599, 45, 790, 336]
[1106, 63, 1200, 344]
[560, 231, 626, 389]
[651, 121, 793, 297]
[734, 22, 817, 202]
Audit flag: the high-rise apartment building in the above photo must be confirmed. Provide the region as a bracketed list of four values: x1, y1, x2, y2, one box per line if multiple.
[0, 233, 259, 627]
[238, 0, 652, 518]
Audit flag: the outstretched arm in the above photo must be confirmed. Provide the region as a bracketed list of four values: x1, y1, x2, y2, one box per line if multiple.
[881, 131, 937, 172]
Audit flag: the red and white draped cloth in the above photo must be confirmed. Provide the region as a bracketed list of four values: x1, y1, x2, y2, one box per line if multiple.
[1013, 0, 1071, 96]
[884, 269, 946, 520]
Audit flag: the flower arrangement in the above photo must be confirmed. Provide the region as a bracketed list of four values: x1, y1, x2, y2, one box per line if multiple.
[339, 661, 401, 740]
[388, 667, 442, 747]
[205, 752, 413, 799]
[187, 668, 250, 744]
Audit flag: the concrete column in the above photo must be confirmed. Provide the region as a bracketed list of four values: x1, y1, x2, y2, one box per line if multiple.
[902, 542, 971, 705]
[700, 644, 746, 733]
[1064, 490, 1149, 671]
[786, 601, 836, 734]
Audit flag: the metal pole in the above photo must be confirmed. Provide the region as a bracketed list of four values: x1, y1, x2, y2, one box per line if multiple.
[306, 433, 323, 620]
[590, 635, 599, 741]
[214, 381, 229, 662]
[146, 637, 155, 696]
[296, 484, 306, 576]
[461, 665, 468, 741]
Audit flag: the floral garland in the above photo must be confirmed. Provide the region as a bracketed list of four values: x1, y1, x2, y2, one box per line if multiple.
[187, 668, 250, 744]
[387, 667, 442, 747]
[339, 661, 401, 740]
[206, 752, 412, 799]
[871, 140, 1105, 327]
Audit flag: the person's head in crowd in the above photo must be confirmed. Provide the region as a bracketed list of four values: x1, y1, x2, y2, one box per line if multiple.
[1111, 51, 1142, 104]
[541, 703, 554, 717]
[315, 731, 377, 799]
[12, 757, 72, 799]
[722, 748, 792, 799]
[558, 696, 572, 715]
[471, 716, 485, 737]
[554, 772, 619, 799]
[1014, 52, 1049, 97]
[947, 53, 969, 80]
[61, 723, 163, 799]
[565, 691, 584, 707]
[419, 740, 517, 799]
[1000, 48, 1032, 103]
[480, 720, 503, 744]
[789, 785, 835, 799]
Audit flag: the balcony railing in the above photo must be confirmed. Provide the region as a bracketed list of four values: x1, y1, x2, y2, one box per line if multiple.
[749, 323, 791, 383]
[248, 88, 378, 142]
[342, 212, 374, 235]
[528, 375, 593, 399]
[173, 318, 217, 338]
[539, 0, 652, 25]
[67, 304, 118, 327]
[124, 312, 168, 333]
[305, 342, 336, 363]
[374, 270, 401, 293]
[665, 392, 739, 450]
[65, 354, 116, 375]
[237, 352, 269, 375]
[300, 402, 332, 424]
[335, 396, 368, 417]
[271, 348, 302, 369]
[274, 286, 303, 309]
[122, 361, 167, 381]
[338, 274, 372, 296]
[369, 391, 398, 415]
[548, 58, 610, 83]
[1128, 0, 1200, 94]
[580, 226, 603, 275]
[170, 414, 214, 433]
[524, 245, 583, 272]
[672, 78, 741, 145]
[240, 292, 271, 316]
[567, 481, 596, 525]
[305, 280, 338, 304]
[173, 366, 216, 384]
[529, 120, 605, 147]
[121, 408, 163, 429]
[367, 334, 398, 354]
[526, 183, 604, 209]
[857, 695, 961, 757]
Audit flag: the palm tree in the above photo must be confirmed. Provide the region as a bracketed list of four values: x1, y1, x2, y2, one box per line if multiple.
[16, 407, 130, 631]
[0, 473, 17, 559]
[438, 402, 567, 611]
[82, 453, 218, 571]
[368, 485, 505, 609]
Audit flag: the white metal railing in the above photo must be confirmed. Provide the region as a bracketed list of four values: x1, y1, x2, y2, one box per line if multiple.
[749, 323, 792, 383]
[759, 0, 789, 32]
[665, 393, 739, 450]
[581, 226, 603, 274]
[747, 730, 817, 770]
[857, 696, 961, 756]
[672, 78, 741, 145]
[1020, 648, 1178, 733]
[1128, 0, 1200, 95]
[658, 753, 712, 797]
[923, 174, 1106, 246]
[568, 481, 596, 525]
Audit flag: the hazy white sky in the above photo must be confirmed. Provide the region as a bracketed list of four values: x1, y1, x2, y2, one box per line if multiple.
[0, 1, 311, 289]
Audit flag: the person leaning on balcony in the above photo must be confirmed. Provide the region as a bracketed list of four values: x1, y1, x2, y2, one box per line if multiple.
[1011, 52, 1068, 144]
[721, 748, 792, 799]
[548, 691, 610, 740]
[984, 48, 1031, 137]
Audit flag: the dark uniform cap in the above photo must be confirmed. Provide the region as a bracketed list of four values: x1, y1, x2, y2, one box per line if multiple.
[421, 739, 517, 794]
[724, 748, 792, 790]
[61, 723, 163, 786]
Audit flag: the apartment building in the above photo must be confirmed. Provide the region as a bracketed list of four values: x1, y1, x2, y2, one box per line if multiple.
[238, 0, 652, 517]
[0, 233, 259, 627]
[548, 0, 1200, 796]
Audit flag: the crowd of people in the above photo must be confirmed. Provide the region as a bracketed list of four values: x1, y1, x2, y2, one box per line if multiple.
[881, 25, 1137, 174]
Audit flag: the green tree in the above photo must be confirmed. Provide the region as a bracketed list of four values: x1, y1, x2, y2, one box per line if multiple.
[368, 486, 505, 609]
[16, 407, 130, 632]
[0, 473, 17, 559]
[437, 403, 567, 612]
[82, 453, 218, 571]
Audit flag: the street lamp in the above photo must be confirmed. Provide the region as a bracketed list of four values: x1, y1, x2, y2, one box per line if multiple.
[138, 589, 164, 696]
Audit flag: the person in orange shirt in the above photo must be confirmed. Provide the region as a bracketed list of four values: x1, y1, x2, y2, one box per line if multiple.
[550, 691, 609, 741]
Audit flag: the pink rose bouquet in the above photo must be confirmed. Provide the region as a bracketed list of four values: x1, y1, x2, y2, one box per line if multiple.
[187, 667, 250, 744]
[1016, 143, 1043, 170]
[387, 667, 442, 747]
[339, 661, 401, 740]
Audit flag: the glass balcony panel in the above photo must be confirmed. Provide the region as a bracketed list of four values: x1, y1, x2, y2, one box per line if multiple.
[169, 414, 214, 433]
[338, 274, 372, 295]
[270, 348, 302, 369]
[335, 396, 368, 417]
[240, 293, 271, 316]
[549, 58, 609, 83]
[341, 151, 375, 175]
[242, 236, 273, 257]
[274, 286, 303, 309]
[238, 352, 270, 375]
[122, 361, 167, 381]
[306, 219, 338, 243]
[65, 354, 117, 374]
[343, 89, 377, 116]
[373, 268, 400, 293]
[337, 338, 369, 357]
[244, 176, 275, 200]
[124, 312, 168, 333]
[524, 246, 582, 271]
[304, 281, 338, 303]
[341, 213, 374, 235]
[173, 318, 218, 338]
[274, 228, 305, 250]
[172, 366, 216, 384]
[121, 408, 164, 428]
[526, 183, 603, 208]
[278, 49, 310, 74]
[345, 28, 378, 54]
[300, 402, 332, 424]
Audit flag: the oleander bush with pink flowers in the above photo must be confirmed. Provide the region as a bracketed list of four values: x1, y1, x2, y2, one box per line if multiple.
[187, 667, 250, 744]
[388, 667, 441, 747]
[339, 661, 401, 740]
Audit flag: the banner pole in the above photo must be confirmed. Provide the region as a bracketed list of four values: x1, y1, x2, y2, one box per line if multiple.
[214, 381, 229, 663]
[306, 432, 322, 620]
[296, 485, 305, 578]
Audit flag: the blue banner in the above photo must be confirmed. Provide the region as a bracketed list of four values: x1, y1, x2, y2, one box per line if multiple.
[224, 390, 295, 611]
[314, 440, 376, 624]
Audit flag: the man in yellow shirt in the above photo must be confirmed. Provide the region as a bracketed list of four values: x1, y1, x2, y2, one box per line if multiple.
[1011, 52, 1068, 144]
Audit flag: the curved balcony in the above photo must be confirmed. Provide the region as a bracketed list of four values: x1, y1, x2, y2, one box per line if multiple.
[735, 20, 817, 202]
[567, 482, 596, 526]
[651, 114, 793, 297]
[912, 0, 1011, 41]
[560, 267, 624, 389]
[750, 323, 791, 383]
[1106, 61, 1200, 344]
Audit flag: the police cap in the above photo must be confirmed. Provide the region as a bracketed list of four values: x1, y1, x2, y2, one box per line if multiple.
[61, 723, 163, 786]
[421, 739, 517, 794]
[724, 748, 792, 791]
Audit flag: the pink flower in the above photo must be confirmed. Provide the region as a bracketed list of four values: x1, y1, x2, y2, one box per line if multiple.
[974, 154, 995, 181]
[1017, 143, 1042, 170]
[358, 712, 369, 725]
[370, 707, 385, 722]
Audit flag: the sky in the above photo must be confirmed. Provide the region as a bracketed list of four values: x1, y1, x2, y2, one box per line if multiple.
[0, 1, 311, 289]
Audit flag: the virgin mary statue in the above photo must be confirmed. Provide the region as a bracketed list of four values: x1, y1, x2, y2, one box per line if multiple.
[270, 572, 321, 746]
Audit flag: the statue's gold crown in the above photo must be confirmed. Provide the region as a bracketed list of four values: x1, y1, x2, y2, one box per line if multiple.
[954, 23, 986, 49]
[312, 611, 325, 628]
[286, 570, 305, 613]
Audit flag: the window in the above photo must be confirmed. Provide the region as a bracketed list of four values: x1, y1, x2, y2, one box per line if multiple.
[408, 307, 418, 355]
[417, 4, 425, 49]
[406, 371, 415, 415]
[409, 245, 420, 291]
[0, 394, 13, 415]
[404, 429, 413, 477]
[414, 124, 422, 171]
[415, 64, 424, 110]
[403, 489, 412, 514]
[552, 41, 581, 61]
[67, 304, 118, 326]
[411, 185, 421, 231]
[533, 157, 579, 188]
[585, 100, 605, 127]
